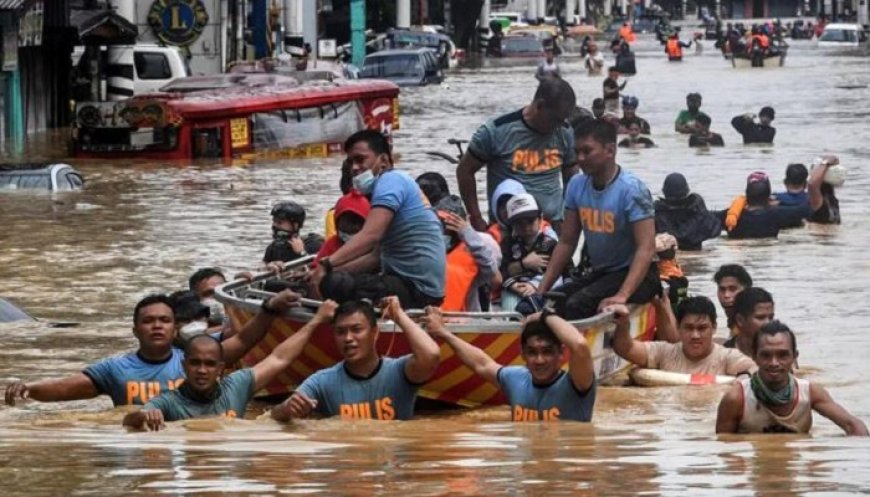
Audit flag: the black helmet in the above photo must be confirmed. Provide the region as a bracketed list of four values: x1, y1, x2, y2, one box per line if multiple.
[270, 201, 306, 226]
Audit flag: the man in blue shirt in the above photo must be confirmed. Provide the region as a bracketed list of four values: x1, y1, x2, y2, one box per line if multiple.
[538, 120, 659, 319]
[271, 297, 440, 421]
[310, 130, 446, 309]
[122, 301, 338, 430]
[457, 76, 577, 233]
[426, 307, 595, 421]
[4, 291, 301, 407]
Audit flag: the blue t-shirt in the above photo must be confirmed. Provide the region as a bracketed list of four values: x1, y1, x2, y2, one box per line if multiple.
[467, 109, 576, 222]
[564, 167, 654, 272]
[774, 191, 808, 207]
[371, 170, 446, 299]
[83, 348, 186, 406]
[144, 369, 255, 422]
[497, 366, 596, 422]
[296, 356, 419, 420]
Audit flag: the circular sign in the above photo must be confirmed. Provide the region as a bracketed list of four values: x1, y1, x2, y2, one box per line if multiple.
[147, 0, 209, 47]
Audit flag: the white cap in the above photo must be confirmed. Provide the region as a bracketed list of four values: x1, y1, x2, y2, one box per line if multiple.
[506, 193, 541, 223]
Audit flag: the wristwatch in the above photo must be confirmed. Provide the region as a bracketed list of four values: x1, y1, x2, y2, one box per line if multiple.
[540, 305, 557, 322]
[320, 257, 333, 273]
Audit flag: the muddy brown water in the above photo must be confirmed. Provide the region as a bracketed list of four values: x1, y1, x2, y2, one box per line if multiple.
[1, 38, 869, 495]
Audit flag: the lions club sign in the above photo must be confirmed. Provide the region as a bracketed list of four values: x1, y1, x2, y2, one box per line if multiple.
[148, 0, 209, 46]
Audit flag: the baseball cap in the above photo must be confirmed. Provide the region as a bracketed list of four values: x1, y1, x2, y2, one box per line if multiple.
[746, 171, 769, 184]
[334, 190, 371, 221]
[506, 193, 541, 223]
[662, 172, 690, 200]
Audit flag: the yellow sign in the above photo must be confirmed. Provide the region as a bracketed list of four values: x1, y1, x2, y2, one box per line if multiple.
[230, 118, 249, 149]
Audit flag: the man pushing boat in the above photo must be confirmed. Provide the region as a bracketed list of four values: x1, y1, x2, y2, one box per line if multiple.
[271, 297, 440, 421]
[4, 291, 300, 407]
[609, 297, 757, 378]
[425, 306, 595, 422]
[122, 301, 337, 430]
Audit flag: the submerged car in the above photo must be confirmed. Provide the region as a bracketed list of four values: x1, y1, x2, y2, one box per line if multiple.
[499, 34, 545, 57]
[0, 163, 85, 192]
[818, 23, 868, 48]
[360, 48, 444, 87]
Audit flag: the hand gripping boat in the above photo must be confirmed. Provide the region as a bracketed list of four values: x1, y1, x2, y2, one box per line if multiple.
[215, 258, 657, 407]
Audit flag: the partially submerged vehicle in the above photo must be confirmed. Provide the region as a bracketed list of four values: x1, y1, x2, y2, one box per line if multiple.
[360, 48, 444, 87]
[71, 73, 400, 160]
[385, 29, 462, 68]
[817, 23, 868, 49]
[215, 259, 657, 407]
[494, 34, 546, 59]
[0, 164, 85, 192]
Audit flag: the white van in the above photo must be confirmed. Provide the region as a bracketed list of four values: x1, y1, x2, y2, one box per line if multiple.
[73, 44, 191, 96]
[817, 23, 868, 48]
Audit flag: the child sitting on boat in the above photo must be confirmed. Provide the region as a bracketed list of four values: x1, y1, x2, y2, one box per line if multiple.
[314, 190, 371, 266]
[264, 201, 324, 264]
[499, 194, 561, 313]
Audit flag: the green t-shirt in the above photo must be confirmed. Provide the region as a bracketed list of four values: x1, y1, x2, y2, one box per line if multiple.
[675, 110, 710, 128]
[144, 368, 255, 421]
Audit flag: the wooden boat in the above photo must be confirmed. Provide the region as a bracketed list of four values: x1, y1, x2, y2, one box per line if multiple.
[71, 74, 400, 161]
[730, 47, 787, 68]
[215, 259, 657, 407]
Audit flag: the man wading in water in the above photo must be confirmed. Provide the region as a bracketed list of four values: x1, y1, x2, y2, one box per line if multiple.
[122, 302, 338, 430]
[716, 321, 868, 436]
[4, 292, 300, 407]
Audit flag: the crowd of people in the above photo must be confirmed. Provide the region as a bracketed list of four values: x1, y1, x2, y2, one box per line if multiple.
[2, 31, 863, 438]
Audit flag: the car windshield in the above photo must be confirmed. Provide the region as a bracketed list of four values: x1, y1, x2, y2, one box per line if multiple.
[502, 38, 542, 54]
[361, 55, 423, 78]
[820, 29, 857, 42]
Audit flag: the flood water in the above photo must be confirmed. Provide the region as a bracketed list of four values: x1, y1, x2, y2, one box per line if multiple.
[1, 37, 869, 495]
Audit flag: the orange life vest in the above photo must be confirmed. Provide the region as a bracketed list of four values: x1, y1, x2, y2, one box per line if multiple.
[486, 223, 503, 244]
[441, 241, 479, 312]
[619, 25, 636, 43]
[753, 34, 770, 48]
[666, 39, 682, 58]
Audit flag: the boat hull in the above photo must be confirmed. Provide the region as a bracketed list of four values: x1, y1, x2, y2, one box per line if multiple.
[731, 52, 786, 68]
[220, 275, 656, 407]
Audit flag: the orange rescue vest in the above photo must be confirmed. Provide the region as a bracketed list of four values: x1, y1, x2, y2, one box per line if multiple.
[666, 39, 682, 58]
[619, 25, 636, 43]
[441, 241, 479, 312]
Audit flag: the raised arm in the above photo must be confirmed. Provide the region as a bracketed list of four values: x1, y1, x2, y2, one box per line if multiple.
[382, 297, 440, 384]
[538, 207, 581, 294]
[251, 300, 336, 391]
[715, 383, 744, 434]
[535, 312, 594, 391]
[652, 294, 679, 343]
[424, 306, 500, 385]
[457, 153, 487, 232]
[807, 154, 838, 212]
[222, 290, 301, 364]
[599, 217, 655, 311]
[810, 382, 869, 436]
[5, 373, 99, 406]
[607, 304, 649, 367]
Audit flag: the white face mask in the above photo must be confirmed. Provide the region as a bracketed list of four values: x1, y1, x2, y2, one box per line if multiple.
[338, 230, 354, 243]
[202, 298, 227, 326]
[352, 170, 376, 195]
[179, 320, 209, 341]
